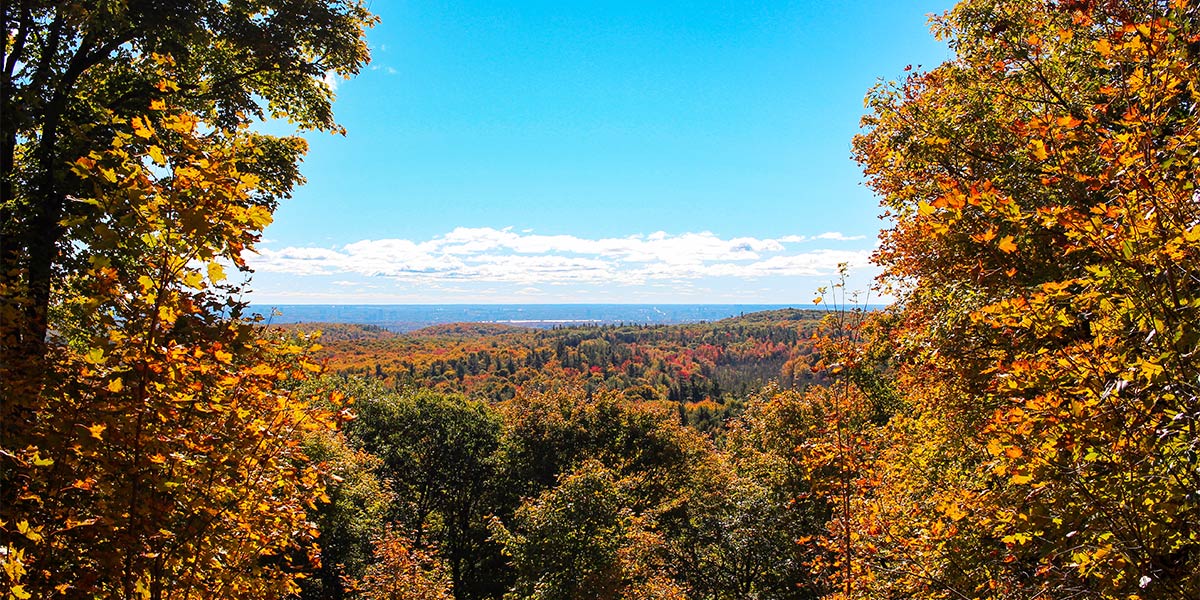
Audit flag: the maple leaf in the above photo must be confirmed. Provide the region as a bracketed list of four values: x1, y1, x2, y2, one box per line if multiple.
[998, 235, 1018, 253]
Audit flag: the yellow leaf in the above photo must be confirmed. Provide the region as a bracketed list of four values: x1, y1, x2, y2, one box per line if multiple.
[249, 364, 277, 376]
[943, 503, 967, 521]
[1141, 360, 1164, 380]
[972, 228, 998, 243]
[107, 378, 124, 393]
[182, 270, 205, 289]
[87, 424, 107, 440]
[998, 236, 1018, 254]
[16, 520, 42, 542]
[131, 116, 154, 139]
[148, 145, 166, 165]
[1029, 139, 1049, 160]
[207, 261, 226, 283]
[12, 585, 32, 599]
[1095, 39, 1112, 56]
[245, 205, 273, 229]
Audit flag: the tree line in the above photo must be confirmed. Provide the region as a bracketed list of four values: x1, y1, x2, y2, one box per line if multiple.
[285, 313, 825, 431]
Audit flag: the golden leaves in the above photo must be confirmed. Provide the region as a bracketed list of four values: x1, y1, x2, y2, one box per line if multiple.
[130, 116, 154, 139]
[1056, 115, 1082, 129]
[1029, 139, 1049, 161]
[972, 228, 997, 243]
[850, 1, 1200, 597]
[997, 235, 1018, 253]
[147, 145, 166, 165]
[85, 424, 106, 440]
[5, 103, 336, 600]
[207, 262, 226, 283]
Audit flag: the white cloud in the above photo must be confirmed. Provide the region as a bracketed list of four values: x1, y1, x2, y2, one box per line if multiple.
[778, 232, 866, 243]
[813, 231, 866, 241]
[248, 228, 875, 287]
[322, 70, 340, 91]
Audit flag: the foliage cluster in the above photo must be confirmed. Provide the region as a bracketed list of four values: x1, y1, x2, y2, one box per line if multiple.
[802, 0, 1200, 598]
[1, 1, 374, 598]
[286, 310, 825, 432]
[298, 378, 829, 600]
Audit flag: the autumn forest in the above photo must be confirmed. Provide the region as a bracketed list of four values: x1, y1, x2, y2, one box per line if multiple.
[3, 1, 1200, 599]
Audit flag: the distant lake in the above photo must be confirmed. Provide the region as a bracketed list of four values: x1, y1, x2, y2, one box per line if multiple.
[247, 304, 881, 332]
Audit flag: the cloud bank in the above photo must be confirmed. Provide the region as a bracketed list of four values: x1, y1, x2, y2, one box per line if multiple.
[248, 227, 874, 286]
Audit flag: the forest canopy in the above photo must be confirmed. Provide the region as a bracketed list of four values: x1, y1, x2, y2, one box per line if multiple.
[4, 0, 1200, 599]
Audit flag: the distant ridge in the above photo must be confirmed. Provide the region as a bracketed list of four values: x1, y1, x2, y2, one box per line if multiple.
[249, 304, 864, 332]
[408, 322, 533, 337]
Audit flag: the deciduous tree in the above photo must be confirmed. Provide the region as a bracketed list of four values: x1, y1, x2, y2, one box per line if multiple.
[0, 2, 374, 597]
[851, 0, 1200, 597]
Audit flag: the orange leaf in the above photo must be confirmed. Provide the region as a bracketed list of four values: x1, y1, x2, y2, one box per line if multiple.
[998, 236, 1018, 253]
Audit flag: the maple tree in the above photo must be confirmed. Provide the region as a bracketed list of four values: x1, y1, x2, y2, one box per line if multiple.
[1, 0, 373, 353]
[841, 0, 1200, 597]
[356, 528, 454, 600]
[0, 2, 374, 598]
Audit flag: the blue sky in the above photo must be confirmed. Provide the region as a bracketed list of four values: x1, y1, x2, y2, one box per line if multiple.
[245, 0, 954, 304]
